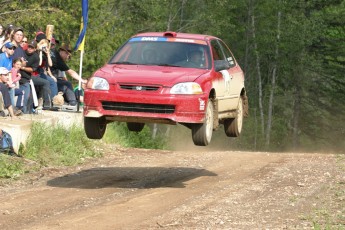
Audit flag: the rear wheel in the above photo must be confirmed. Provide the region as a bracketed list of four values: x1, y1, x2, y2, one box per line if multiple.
[84, 117, 107, 139]
[192, 99, 213, 146]
[127, 122, 145, 132]
[224, 97, 243, 137]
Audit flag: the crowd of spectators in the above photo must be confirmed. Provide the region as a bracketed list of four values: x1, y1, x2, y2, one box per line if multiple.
[0, 23, 87, 118]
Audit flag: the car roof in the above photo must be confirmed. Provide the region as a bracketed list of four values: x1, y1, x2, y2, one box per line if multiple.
[133, 31, 218, 42]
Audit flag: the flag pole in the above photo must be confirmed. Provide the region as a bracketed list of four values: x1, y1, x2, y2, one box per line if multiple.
[74, 0, 88, 112]
[78, 50, 84, 91]
[77, 49, 84, 112]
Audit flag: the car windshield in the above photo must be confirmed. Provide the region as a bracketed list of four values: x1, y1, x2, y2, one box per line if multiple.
[109, 37, 212, 69]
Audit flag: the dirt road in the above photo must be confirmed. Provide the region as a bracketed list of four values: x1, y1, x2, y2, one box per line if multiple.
[0, 147, 344, 229]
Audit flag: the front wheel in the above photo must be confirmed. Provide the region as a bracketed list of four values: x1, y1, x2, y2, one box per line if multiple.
[84, 117, 107, 139]
[224, 97, 243, 137]
[192, 99, 213, 146]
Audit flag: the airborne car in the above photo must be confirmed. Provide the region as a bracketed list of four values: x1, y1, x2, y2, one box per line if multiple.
[84, 31, 248, 146]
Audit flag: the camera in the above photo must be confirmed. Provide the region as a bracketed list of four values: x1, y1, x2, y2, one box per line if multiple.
[42, 46, 47, 51]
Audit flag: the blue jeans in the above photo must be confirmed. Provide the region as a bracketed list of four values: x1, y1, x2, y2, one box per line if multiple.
[40, 73, 58, 98]
[9, 88, 15, 107]
[32, 76, 51, 107]
[17, 82, 31, 114]
[15, 88, 24, 108]
[8, 88, 24, 108]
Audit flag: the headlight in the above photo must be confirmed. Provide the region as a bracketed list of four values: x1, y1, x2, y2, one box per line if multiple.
[170, 82, 203, 94]
[87, 77, 109, 90]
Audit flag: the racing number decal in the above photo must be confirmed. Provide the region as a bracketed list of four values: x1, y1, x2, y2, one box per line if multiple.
[220, 70, 231, 96]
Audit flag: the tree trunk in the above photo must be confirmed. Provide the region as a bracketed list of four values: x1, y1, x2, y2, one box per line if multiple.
[244, 0, 252, 75]
[265, 8, 282, 148]
[251, 14, 265, 136]
[292, 78, 301, 150]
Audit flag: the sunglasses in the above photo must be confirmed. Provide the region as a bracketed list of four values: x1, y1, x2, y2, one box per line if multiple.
[7, 47, 16, 50]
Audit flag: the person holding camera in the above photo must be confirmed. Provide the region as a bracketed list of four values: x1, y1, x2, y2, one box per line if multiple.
[35, 31, 58, 100]
[22, 40, 51, 111]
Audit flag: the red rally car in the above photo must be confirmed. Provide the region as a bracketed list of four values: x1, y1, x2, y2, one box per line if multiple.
[84, 31, 248, 146]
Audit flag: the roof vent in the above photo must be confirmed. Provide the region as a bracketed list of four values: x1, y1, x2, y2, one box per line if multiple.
[163, 31, 176, 37]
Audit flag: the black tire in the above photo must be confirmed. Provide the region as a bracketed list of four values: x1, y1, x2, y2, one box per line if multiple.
[127, 122, 145, 132]
[84, 117, 107, 139]
[224, 97, 243, 137]
[192, 99, 213, 146]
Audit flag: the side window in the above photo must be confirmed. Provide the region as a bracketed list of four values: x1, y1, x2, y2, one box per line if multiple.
[218, 40, 236, 68]
[210, 40, 226, 61]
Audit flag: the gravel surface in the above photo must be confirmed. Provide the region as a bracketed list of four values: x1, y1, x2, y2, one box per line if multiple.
[0, 146, 344, 229]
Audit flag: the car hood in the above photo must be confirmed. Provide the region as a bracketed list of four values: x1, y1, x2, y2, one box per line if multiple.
[96, 64, 209, 87]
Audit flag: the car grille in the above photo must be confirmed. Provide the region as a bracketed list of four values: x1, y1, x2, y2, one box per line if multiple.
[119, 84, 160, 91]
[102, 102, 175, 114]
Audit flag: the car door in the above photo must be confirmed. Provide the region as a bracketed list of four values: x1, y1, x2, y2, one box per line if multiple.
[218, 39, 244, 110]
[211, 39, 241, 113]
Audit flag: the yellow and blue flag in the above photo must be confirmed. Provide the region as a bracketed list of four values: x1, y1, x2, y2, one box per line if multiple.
[74, 0, 88, 51]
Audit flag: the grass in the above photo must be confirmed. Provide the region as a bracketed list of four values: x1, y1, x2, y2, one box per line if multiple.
[0, 122, 169, 179]
[22, 123, 102, 166]
[0, 122, 102, 179]
[0, 155, 24, 179]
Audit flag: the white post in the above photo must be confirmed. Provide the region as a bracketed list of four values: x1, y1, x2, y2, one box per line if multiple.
[78, 50, 84, 90]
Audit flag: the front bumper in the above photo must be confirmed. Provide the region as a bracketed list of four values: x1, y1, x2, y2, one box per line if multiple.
[83, 89, 208, 124]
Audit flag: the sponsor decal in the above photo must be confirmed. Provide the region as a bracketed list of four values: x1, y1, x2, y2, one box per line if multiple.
[130, 37, 207, 45]
[130, 37, 166, 42]
[199, 98, 205, 110]
[220, 70, 231, 96]
[141, 37, 159, 41]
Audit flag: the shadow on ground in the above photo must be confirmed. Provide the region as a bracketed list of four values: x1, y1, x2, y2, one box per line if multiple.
[47, 167, 217, 189]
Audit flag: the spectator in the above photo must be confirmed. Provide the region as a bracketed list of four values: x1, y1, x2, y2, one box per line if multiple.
[0, 24, 5, 49]
[0, 24, 14, 53]
[0, 42, 16, 71]
[35, 32, 58, 100]
[0, 42, 20, 111]
[20, 36, 28, 51]
[11, 58, 24, 113]
[50, 43, 87, 106]
[25, 40, 51, 109]
[12, 27, 26, 61]
[11, 58, 22, 87]
[0, 67, 15, 118]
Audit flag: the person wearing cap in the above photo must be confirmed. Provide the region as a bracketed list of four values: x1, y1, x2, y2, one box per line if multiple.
[50, 43, 87, 106]
[0, 42, 16, 70]
[0, 67, 16, 118]
[22, 40, 51, 110]
[0, 41, 17, 109]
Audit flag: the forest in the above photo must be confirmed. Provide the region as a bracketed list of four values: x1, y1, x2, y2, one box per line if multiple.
[1, 0, 344, 153]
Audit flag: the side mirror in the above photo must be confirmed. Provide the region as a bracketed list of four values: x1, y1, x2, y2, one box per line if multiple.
[214, 60, 230, 72]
